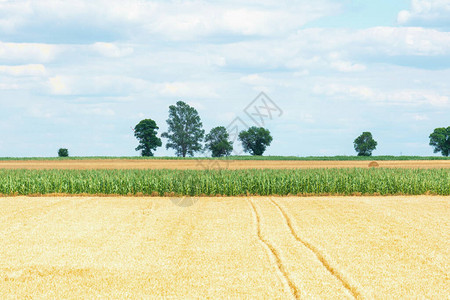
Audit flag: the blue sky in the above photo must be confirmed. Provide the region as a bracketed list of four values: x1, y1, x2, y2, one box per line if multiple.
[0, 0, 449, 157]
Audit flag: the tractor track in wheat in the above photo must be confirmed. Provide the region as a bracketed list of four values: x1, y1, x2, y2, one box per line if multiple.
[248, 199, 301, 299]
[269, 198, 362, 299]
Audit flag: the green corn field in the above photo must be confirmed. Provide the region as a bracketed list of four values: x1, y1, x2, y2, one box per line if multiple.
[0, 168, 449, 196]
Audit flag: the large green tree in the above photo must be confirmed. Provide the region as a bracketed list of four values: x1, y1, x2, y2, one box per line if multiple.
[429, 126, 450, 156]
[354, 132, 377, 156]
[134, 119, 162, 156]
[205, 126, 233, 157]
[238, 126, 272, 156]
[161, 101, 205, 157]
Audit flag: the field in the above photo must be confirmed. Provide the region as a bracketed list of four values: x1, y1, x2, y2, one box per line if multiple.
[1, 155, 450, 161]
[0, 158, 449, 170]
[1, 196, 448, 299]
[1, 168, 449, 196]
[1, 158, 448, 298]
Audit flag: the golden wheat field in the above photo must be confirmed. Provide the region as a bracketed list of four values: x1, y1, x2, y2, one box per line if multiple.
[0, 159, 449, 170]
[1, 196, 448, 299]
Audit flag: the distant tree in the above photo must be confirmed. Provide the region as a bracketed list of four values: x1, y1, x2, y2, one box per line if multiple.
[58, 148, 69, 157]
[205, 126, 233, 157]
[161, 101, 205, 157]
[354, 132, 377, 156]
[238, 127, 273, 156]
[429, 126, 450, 156]
[134, 119, 162, 156]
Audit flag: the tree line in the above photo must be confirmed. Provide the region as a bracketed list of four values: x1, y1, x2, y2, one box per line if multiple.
[352, 128, 450, 157]
[56, 101, 448, 157]
[134, 101, 273, 157]
[131, 100, 449, 158]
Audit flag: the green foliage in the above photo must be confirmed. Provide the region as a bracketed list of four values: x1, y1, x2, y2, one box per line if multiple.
[238, 127, 273, 156]
[354, 132, 377, 156]
[161, 101, 205, 157]
[205, 126, 233, 157]
[58, 148, 69, 157]
[134, 119, 162, 156]
[0, 168, 448, 196]
[429, 126, 450, 157]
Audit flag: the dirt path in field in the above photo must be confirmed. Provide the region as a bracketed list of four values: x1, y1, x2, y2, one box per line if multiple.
[0, 159, 449, 169]
[0, 196, 448, 298]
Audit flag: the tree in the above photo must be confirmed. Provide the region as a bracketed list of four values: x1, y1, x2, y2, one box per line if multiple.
[429, 126, 450, 156]
[58, 148, 69, 157]
[238, 126, 273, 156]
[354, 132, 377, 156]
[134, 119, 162, 156]
[161, 101, 205, 157]
[205, 126, 233, 157]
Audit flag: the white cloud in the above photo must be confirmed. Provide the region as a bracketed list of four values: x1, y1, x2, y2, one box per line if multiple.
[0, 42, 58, 63]
[297, 26, 450, 56]
[157, 82, 218, 99]
[206, 26, 450, 73]
[359, 26, 450, 56]
[240, 74, 273, 86]
[78, 104, 116, 117]
[206, 55, 226, 67]
[1, 1, 450, 158]
[48, 76, 71, 95]
[0, 0, 339, 41]
[48, 75, 147, 96]
[423, 93, 449, 106]
[313, 83, 449, 107]
[0, 83, 20, 90]
[91, 42, 134, 58]
[330, 60, 366, 72]
[413, 113, 429, 120]
[398, 0, 450, 27]
[0, 64, 46, 76]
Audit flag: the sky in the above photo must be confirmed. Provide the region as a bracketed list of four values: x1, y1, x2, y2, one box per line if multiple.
[0, 0, 449, 157]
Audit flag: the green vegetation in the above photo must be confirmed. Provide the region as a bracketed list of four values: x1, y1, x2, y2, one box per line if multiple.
[354, 132, 377, 156]
[162, 101, 205, 157]
[238, 126, 273, 156]
[58, 148, 69, 157]
[205, 126, 233, 157]
[134, 119, 162, 156]
[1, 168, 448, 196]
[429, 126, 450, 157]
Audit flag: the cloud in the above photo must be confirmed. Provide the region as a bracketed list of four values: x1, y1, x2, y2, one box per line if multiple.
[0, 42, 58, 64]
[48, 76, 71, 95]
[313, 83, 449, 107]
[0, 83, 19, 90]
[0, 0, 339, 42]
[330, 60, 366, 72]
[157, 82, 218, 99]
[240, 74, 273, 86]
[297, 26, 450, 57]
[91, 42, 134, 58]
[48, 75, 147, 97]
[0, 64, 46, 76]
[1, 1, 449, 157]
[398, 0, 450, 28]
[208, 26, 450, 73]
[412, 113, 429, 120]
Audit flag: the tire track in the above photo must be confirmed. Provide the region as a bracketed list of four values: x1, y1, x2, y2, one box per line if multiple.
[248, 199, 300, 300]
[269, 199, 362, 299]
